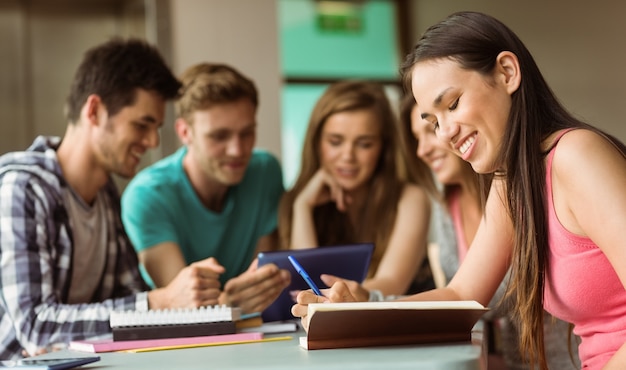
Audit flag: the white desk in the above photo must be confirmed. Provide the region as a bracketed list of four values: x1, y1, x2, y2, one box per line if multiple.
[34, 325, 486, 370]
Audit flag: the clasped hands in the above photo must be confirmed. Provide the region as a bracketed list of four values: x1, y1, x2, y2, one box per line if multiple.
[221, 258, 291, 313]
[150, 257, 290, 314]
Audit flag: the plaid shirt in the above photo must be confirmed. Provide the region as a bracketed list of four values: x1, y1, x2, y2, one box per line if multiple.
[0, 136, 149, 359]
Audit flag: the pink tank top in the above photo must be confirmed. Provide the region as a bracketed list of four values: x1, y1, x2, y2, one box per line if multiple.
[543, 129, 626, 369]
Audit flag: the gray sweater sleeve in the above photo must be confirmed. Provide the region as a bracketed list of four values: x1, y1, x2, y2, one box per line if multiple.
[430, 199, 510, 319]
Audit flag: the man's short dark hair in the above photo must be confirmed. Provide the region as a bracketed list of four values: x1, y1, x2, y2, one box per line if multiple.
[65, 37, 181, 123]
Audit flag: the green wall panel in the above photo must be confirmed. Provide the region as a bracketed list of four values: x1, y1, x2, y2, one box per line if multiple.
[279, 0, 399, 78]
[279, 0, 401, 189]
[281, 84, 328, 188]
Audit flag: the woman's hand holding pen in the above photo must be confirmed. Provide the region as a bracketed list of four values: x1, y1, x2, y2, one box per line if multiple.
[291, 280, 358, 332]
[320, 274, 370, 302]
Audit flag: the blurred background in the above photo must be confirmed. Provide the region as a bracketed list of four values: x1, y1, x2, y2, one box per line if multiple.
[1, 0, 625, 189]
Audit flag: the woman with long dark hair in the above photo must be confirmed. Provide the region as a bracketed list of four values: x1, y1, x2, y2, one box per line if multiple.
[279, 80, 436, 298]
[292, 12, 626, 370]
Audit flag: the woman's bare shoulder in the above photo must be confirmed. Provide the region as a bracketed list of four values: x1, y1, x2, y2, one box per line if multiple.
[551, 128, 625, 175]
[401, 182, 430, 200]
[397, 183, 431, 214]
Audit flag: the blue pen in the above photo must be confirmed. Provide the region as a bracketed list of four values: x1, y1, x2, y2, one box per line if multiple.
[288, 255, 323, 296]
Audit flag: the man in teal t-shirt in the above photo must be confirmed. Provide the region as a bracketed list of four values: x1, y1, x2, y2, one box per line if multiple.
[122, 63, 290, 314]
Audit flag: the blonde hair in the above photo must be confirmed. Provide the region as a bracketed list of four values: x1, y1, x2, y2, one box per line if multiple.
[175, 63, 257, 123]
[279, 81, 436, 275]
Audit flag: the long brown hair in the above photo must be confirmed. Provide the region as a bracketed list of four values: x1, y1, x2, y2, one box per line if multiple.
[401, 11, 626, 369]
[398, 94, 482, 206]
[398, 94, 442, 201]
[278, 81, 435, 274]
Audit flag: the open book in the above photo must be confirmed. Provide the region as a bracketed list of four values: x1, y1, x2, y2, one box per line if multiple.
[300, 300, 488, 350]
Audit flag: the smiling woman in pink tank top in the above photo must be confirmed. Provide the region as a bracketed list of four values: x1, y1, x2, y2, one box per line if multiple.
[290, 11, 626, 370]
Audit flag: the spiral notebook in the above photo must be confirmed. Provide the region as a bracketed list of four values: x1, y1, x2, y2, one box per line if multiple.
[109, 305, 242, 341]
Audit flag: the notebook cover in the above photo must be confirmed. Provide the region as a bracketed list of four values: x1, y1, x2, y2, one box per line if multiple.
[303, 301, 488, 350]
[238, 320, 298, 334]
[112, 321, 236, 341]
[69, 332, 262, 353]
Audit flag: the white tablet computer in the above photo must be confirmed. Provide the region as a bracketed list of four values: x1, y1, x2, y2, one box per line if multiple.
[257, 243, 374, 322]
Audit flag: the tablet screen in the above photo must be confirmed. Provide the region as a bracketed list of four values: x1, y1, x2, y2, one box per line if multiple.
[257, 243, 374, 322]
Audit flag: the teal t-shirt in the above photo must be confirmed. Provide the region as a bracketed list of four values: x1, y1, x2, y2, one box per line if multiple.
[121, 147, 284, 287]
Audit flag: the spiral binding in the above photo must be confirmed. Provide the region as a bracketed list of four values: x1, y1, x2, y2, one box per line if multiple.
[110, 305, 242, 328]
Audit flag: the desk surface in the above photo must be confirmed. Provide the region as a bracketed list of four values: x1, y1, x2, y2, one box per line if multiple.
[36, 327, 486, 370]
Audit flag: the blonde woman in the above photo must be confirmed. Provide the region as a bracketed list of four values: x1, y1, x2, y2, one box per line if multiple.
[279, 80, 436, 299]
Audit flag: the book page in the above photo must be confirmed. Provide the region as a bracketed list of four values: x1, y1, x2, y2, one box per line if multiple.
[308, 300, 485, 315]
[299, 336, 308, 349]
